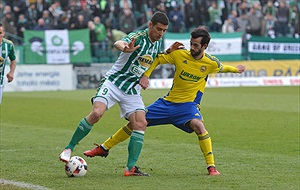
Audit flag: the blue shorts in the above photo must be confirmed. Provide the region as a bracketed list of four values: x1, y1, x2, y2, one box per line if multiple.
[146, 98, 203, 133]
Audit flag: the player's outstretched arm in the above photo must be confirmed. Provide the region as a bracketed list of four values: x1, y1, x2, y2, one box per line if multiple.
[114, 38, 140, 53]
[140, 57, 161, 90]
[236, 65, 246, 73]
[221, 64, 246, 73]
[165, 41, 185, 54]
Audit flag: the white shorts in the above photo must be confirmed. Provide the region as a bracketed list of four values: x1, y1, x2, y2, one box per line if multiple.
[93, 80, 145, 119]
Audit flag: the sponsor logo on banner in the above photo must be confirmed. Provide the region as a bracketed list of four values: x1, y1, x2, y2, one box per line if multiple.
[24, 29, 91, 64]
[249, 42, 300, 54]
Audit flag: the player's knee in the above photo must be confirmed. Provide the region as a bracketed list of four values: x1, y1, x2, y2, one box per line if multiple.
[89, 110, 104, 123]
[190, 120, 206, 135]
[133, 119, 147, 131]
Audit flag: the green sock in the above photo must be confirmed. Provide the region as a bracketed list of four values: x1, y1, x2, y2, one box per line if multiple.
[126, 130, 144, 170]
[65, 118, 93, 151]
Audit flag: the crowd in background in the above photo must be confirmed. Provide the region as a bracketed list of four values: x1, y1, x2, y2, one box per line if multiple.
[1, 0, 299, 61]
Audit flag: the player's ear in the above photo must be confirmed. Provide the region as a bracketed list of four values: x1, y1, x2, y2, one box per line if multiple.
[148, 21, 153, 28]
[203, 43, 208, 50]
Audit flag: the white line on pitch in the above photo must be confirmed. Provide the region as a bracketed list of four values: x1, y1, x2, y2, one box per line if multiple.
[0, 179, 50, 190]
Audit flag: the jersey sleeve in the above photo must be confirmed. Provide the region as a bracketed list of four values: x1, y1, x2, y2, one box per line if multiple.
[8, 42, 16, 61]
[219, 64, 238, 73]
[121, 35, 131, 43]
[121, 30, 139, 44]
[143, 53, 175, 77]
[205, 53, 238, 74]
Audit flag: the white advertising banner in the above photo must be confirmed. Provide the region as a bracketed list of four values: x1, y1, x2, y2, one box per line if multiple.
[248, 42, 300, 54]
[164, 37, 242, 55]
[3, 65, 74, 92]
[45, 30, 70, 64]
[149, 76, 300, 89]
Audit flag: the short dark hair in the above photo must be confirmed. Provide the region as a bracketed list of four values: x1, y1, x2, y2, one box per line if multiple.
[0, 23, 2, 27]
[191, 26, 211, 46]
[150, 11, 169, 25]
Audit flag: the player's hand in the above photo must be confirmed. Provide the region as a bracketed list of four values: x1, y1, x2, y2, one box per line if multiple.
[6, 72, 14, 82]
[236, 65, 246, 73]
[123, 38, 140, 53]
[165, 41, 185, 54]
[139, 75, 149, 90]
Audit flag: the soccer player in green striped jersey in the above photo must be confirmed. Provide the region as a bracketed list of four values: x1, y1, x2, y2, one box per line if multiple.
[0, 23, 17, 105]
[82, 26, 246, 176]
[60, 11, 169, 176]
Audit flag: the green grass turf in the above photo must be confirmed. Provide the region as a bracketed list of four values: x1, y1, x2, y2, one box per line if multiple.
[0, 86, 299, 190]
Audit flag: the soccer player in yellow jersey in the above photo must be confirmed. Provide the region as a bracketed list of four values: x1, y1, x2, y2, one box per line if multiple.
[84, 26, 246, 176]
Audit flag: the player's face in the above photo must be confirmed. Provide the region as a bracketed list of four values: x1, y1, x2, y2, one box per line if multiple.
[148, 22, 168, 42]
[0, 27, 4, 41]
[190, 37, 205, 59]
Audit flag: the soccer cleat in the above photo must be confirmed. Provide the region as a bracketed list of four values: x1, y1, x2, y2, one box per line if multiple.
[124, 166, 150, 176]
[207, 166, 220, 176]
[83, 143, 109, 157]
[59, 148, 72, 163]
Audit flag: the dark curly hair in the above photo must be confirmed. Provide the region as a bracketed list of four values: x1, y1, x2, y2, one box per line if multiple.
[191, 26, 211, 47]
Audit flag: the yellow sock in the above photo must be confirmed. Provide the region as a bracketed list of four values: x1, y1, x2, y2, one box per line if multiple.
[198, 131, 215, 167]
[102, 125, 132, 150]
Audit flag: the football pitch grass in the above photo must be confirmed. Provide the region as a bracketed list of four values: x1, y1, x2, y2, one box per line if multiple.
[0, 86, 299, 190]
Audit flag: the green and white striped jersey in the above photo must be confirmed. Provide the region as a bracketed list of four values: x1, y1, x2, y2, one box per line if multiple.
[105, 28, 162, 95]
[0, 38, 16, 85]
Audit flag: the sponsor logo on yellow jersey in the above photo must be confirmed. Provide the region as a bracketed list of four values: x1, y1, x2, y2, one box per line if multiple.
[179, 70, 201, 82]
[200, 66, 207, 72]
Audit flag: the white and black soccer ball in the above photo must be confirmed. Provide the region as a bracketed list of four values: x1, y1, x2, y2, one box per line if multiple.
[65, 156, 87, 177]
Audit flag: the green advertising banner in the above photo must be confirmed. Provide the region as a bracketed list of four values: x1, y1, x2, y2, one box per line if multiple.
[248, 36, 300, 60]
[24, 29, 91, 64]
[15, 46, 24, 65]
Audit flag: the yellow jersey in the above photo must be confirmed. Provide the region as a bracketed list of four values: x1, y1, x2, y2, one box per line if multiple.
[144, 49, 238, 103]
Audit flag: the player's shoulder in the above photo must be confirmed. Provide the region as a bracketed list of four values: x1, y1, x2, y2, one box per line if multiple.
[172, 48, 189, 55]
[127, 29, 147, 39]
[168, 49, 189, 58]
[204, 53, 221, 62]
[123, 29, 153, 44]
[204, 52, 222, 67]
[3, 38, 14, 46]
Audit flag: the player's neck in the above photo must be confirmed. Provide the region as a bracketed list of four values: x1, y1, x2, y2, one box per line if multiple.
[194, 52, 204, 60]
[148, 36, 155, 43]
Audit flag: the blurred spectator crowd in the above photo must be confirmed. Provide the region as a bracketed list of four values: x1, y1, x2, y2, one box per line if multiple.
[0, 0, 299, 61]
